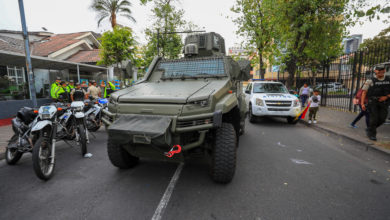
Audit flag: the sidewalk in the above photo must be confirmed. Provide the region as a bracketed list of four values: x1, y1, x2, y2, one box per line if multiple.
[300, 106, 390, 154]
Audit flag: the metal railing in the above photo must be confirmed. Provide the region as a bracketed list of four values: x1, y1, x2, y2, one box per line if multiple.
[278, 43, 390, 112]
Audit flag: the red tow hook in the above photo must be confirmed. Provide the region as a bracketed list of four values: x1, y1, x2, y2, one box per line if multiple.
[165, 145, 182, 158]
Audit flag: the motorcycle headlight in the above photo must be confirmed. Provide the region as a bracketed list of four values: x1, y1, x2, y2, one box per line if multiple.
[293, 99, 300, 107]
[256, 98, 264, 106]
[72, 106, 83, 111]
[40, 113, 52, 120]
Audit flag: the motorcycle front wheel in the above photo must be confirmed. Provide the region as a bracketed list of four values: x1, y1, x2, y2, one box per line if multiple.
[5, 135, 23, 165]
[32, 136, 55, 180]
[78, 124, 87, 156]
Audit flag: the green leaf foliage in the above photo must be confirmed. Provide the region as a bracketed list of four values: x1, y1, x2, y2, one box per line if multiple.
[141, 0, 193, 66]
[231, 0, 279, 79]
[97, 26, 140, 67]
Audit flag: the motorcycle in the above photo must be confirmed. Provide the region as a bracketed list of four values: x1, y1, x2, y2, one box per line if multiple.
[5, 107, 38, 165]
[31, 101, 88, 180]
[85, 98, 108, 132]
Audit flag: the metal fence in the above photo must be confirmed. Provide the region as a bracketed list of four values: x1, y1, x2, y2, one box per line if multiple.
[279, 43, 390, 112]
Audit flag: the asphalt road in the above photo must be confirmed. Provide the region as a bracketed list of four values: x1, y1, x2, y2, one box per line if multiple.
[0, 118, 389, 220]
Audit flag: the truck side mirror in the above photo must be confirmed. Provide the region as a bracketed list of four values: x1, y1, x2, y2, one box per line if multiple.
[245, 90, 250, 94]
[237, 59, 251, 81]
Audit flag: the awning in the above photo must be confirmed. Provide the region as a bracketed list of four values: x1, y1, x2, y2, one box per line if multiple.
[0, 50, 107, 72]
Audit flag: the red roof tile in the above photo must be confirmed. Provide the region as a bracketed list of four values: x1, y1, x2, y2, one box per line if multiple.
[66, 49, 101, 63]
[32, 32, 88, 57]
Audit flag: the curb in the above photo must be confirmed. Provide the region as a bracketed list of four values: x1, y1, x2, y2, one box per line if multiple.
[299, 120, 390, 155]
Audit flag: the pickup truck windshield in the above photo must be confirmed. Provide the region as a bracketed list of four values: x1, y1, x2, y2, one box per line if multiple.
[253, 83, 288, 93]
[159, 58, 225, 78]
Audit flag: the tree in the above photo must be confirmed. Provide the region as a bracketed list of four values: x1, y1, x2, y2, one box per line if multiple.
[231, 0, 278, 79]
[141, 0, 189, 66]
[90, 0, 136, 28]
[98, 27, 141, 80]
[360, 26, 390, 49]
[273, 0, 347, 88]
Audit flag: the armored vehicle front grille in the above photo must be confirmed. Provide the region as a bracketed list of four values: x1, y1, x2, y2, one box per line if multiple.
[265, 100, 292, 107]
[267, 108, 290, 111]
[176, 118, 213, 128]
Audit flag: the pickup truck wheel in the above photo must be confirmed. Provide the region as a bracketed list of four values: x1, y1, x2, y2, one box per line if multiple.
[249, 104, 256, 123]
[210, 122, 237, 184]
[287, 117, 298, 125]
[107, 140, 139, 169]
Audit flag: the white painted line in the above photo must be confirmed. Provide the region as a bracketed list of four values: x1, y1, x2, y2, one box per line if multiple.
[291, 158, 312, 165]
[151, 162, 184, 220]
[277, 142, 287, 148]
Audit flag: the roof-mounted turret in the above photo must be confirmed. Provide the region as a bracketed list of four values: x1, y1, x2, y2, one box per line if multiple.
[183, 32, 226, 57]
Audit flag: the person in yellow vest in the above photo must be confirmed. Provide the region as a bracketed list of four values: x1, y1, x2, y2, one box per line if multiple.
[66, 80, 75, 93]
[50, 77, 61, 100]
[104, 80, 116, 98]
[55, 81, 69, 102]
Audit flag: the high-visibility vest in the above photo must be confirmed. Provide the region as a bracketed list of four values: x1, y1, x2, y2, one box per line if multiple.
[55, 86, 67, 99]
[108, 81, 116, 90]
[66, 85, 75, 93]
[50, 82, 59, 98]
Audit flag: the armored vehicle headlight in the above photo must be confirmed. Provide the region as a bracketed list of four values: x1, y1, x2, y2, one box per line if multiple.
[293, 99, 300, 107]
[256, 98, 264, 106]
[190, 99, 209, 107]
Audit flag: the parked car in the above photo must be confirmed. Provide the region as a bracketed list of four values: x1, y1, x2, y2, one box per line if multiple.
[245, 81, 301, 124]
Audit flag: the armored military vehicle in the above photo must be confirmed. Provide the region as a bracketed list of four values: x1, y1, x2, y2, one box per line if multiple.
[102, 32, 250, 183]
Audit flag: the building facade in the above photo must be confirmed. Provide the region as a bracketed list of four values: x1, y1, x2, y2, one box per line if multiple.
[0, 30, 108, 119]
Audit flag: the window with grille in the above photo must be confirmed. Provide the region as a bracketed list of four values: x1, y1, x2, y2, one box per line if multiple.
[159, 58, 225, 78]
[7, 66, 25, 86]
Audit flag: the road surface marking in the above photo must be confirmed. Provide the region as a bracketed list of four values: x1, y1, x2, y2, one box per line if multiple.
[277, 142, 287, 148]
[151, 163, 184, 220]
[291, 159, 312, 165]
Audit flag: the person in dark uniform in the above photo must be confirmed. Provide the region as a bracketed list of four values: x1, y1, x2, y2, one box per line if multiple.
[361, 65, 390, 141]
[70, 83, 86, 102]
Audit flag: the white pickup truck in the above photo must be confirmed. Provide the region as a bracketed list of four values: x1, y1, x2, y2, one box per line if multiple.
[245, 80, 301, 124]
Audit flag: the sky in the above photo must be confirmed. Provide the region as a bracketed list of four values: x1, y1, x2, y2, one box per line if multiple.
[0, 0, 388, 50]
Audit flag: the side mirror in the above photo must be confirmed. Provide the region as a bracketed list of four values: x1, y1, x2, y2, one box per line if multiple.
[236, 59, 251, 81]
[245, 90, 250, 94]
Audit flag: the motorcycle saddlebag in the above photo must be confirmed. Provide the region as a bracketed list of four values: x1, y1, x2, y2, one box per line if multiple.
[108, 114, 172, 147]
[17, 107, 36, 124]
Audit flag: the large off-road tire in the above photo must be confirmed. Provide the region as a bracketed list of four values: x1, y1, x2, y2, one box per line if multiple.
[78, 124, 87, 156]
[248, 104, 256, 123]
[107, 140, 139, 169]
[32, 136, 55, 181]
[210, 122, 237, 184]
[287, 116, 298, 125]
[5, 135, 23, 165]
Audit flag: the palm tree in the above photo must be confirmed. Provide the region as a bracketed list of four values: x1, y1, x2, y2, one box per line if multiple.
[90, 0, 136, 28]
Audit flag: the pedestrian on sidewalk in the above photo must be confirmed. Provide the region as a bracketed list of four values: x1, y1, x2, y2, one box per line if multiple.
[308, 89, 321, 124]
[361, 65, 390, 141]
[350, 87, 369, 128]
[299, 83, 312, 107]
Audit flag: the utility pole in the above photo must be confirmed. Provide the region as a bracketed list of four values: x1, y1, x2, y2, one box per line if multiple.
[18, 0, 37, 107]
